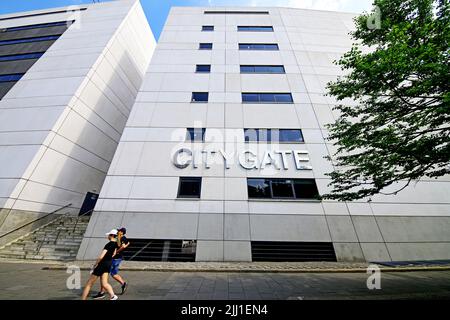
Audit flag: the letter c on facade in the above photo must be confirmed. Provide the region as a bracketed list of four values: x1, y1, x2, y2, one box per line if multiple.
[173, 148, 192, 169]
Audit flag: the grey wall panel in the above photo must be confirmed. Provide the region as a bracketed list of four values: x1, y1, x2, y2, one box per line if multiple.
[0, 82, 16, 99]
[377, 216, 450, 242]
[0, 25, 68, 41]
[0, 59, 38, 75]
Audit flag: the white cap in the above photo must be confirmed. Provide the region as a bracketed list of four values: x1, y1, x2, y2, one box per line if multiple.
[105, 229, 118, 236]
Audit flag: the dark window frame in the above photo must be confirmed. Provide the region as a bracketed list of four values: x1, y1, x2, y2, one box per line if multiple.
[0, 52, 44, 62]
[199, 43, 213, 50]
[186, 128, 206, 142]
[242, 93, 293, 104]
[177, 177, 202, 199]
[201, 25, 214, 31]
[240, 65, 285, 74]
[2, 20, 73, 32]
[247, 178, 320, 200]
[0, 8, 86, 21]
[0, 35, 61, 46]
[195, 64, 211, 73]
[237, 26, 274, 32]
[204, 11, 269, 15]
[191, 92, 209, 103]
[239, 43, 279, 51]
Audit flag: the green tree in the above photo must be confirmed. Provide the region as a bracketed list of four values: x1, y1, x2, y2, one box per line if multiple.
[324, 0, 450, 201]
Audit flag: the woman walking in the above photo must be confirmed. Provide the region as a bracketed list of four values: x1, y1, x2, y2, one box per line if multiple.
[81, 229, 119, 300]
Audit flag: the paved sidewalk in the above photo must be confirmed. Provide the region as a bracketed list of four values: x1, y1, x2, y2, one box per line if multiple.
[2, 258, 450, 273]
[1, 262, 450, 300]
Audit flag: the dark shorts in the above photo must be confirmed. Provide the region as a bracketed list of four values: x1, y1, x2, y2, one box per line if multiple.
[92, 260, 112, 277]
[110, 258, 122, 276]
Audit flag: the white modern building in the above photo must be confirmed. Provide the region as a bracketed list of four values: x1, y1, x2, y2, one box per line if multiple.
[76, 6, 450, 263]
[1, 3, 449, 263]
[0, 0, 155, 245]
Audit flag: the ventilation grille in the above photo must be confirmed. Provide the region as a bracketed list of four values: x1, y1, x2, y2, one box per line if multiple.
[122, 239, 196, 262]
[251, 241, 337, 262]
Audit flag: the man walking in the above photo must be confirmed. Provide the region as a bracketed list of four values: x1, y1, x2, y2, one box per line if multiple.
[93, 227, 130, 299]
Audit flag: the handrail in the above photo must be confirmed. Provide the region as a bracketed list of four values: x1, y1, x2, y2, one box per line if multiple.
[0, 203, 72, 240]
[35, 207, 95, 255]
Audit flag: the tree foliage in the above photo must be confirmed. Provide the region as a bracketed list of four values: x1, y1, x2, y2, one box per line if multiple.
[324, 0, 450, 201]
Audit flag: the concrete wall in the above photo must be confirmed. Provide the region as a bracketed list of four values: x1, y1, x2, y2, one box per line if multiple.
[0, 0, 155, 238]
[79, 7, 450, 262]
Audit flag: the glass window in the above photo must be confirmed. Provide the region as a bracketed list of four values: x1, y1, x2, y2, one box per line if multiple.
[237, 26, 274, 32]
[199, 43, 213, 50]
[244, 128, 258, 142]
[4, 21, 72, 32]
[239, 43, 278, 50]
[0, 73, 24, 82]
[0, 35, 60, 46]
[195, 65, 211, 73]
[241, 93, 259, 102]
[247, 179, 271, 198]
[240, 65, 285, 74]
[279, 129, 304, 143]
[274, 93, 293, 103]
[204, 11, 269, 14]
[202, 25, 214, 31]
[293, 179, 320, 199]
[245, 129, 303, 143]
[191, 92, 209, 102]
[239, 43, 278, 51]
[271, 179, 295, 198]
[0, 52, 44, 62]
[186, 128, 206, 142]
[240, 65, 255, 73]
[264, 44, 279, 50]
[242, 93, 293, 103]
[178, 177, 202, 198]
[260, 93, 275, 102]
[248, 178, 320, 200]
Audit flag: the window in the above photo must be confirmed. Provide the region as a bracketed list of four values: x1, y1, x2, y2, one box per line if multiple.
[271, 180, 294, 198]
[242, 93, 293, 103]
[191, 92, 209, 102]
[199, 43, 213, 50]
[0, 8, 86, 21]
[247, 179, 271, 198]
[247, 178, 320, 200]
[178, 177, 202, 198]
[204, 11, 269, 15]
[201, 25, 214, 31]
[240, 65, 285, 74]
[239, 43, 279, 51]
[237, 26, 273, 32]
[195, 64, 211, 73]
[244, 129, 304, 143]
[0, 73, 24, 82]
[0, 35, 60, 46]
[0, 52, 44, 62]
[278, 129, 304, 143]
[186, 128, 206, 142]
[293, 179, 320, 199]
[3, 21, 73, 32]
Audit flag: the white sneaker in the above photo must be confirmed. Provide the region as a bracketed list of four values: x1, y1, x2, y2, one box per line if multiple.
[110, 295, 118, 300]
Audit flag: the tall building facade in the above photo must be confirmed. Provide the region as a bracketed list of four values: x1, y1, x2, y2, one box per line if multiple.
[0, 0, 155, 245]
[79, 6, 450, 262]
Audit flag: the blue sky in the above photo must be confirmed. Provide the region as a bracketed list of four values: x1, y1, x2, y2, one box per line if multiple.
[0, 0, 373, 40]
